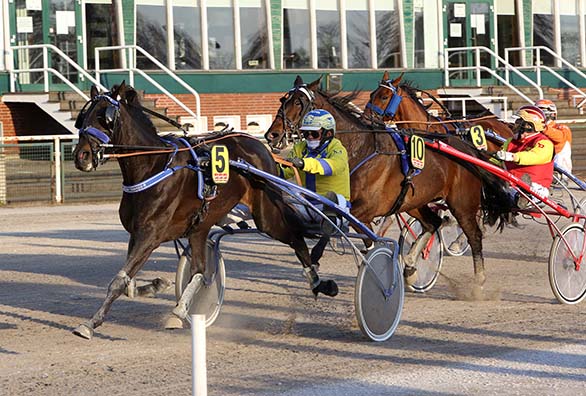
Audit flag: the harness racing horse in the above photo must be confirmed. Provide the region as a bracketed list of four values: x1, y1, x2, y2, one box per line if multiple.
[72, 82, 339, 339]
[265, 76, 514, 288]
[361, 71, 515, 248]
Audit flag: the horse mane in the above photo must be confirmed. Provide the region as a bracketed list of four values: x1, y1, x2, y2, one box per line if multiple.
[111, 84, 159, 136]
[317, 88, 372, 129]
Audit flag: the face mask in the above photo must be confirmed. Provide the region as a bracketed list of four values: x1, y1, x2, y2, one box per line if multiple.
[307, 140, 320, 150]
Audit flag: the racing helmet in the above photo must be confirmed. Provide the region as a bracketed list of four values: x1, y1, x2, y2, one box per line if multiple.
[535, 99, 557, 121]
[515, 105, 546, 133]
[300, 109, 336, 134]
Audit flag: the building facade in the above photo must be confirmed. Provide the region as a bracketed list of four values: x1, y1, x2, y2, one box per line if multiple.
[0, 0, 586, 134]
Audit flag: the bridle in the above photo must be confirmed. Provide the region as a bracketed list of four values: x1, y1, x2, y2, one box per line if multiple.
[365, 80, 403, 120]
[268, 84, 315, 149]
[76, 94, 121, 169]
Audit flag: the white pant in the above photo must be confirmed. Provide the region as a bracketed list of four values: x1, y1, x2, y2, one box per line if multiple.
[554, 142, 572, 174]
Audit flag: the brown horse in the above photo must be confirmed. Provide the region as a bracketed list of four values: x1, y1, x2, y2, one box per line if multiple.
[361, 71, 514, 150]
[361, 71, 515, 246]
[265, 76, 513, 287]
[72, 82, 339, 339]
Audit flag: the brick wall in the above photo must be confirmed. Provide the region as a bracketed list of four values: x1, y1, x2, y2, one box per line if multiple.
[144, 91, 372, 131]
[0, 102, 69, 137]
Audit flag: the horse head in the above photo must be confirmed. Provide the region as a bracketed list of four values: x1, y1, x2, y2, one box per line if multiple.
[362, 71, 406, 126]
[264, 75, 322, 152]
[73, 82, 154, 172]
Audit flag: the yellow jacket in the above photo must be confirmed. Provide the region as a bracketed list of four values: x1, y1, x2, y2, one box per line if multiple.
[282, 138, 350, 200]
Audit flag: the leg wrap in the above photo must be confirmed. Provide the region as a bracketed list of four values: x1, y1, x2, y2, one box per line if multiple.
[172, 273, 204, 320]
[303, 266, 320, 289]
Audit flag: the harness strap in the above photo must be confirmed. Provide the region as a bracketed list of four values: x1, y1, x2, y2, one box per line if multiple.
[122, 137, 204, 197]
[386, 169, 417, 216]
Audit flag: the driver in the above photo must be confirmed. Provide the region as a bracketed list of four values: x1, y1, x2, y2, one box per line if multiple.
[281, 109, 351, 267]
[496, 105, 554, 208]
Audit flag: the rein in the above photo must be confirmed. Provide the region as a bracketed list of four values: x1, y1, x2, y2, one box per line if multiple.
[102, 132, 257, 159]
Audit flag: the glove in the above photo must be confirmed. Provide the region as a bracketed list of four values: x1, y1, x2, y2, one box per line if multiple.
[496, 150, 515, 162]
[290, 157, 305, 169]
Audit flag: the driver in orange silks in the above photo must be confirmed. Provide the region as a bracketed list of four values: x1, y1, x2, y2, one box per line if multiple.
[535, 99, 573, 178]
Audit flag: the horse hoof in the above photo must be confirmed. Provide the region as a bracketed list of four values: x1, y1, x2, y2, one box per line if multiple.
[404, 266, 418, 286]
[165, 315, 184, 330]
[312, 280, 339, 298]
[72, 323, 94, 340]
[138, 277, 173, 298]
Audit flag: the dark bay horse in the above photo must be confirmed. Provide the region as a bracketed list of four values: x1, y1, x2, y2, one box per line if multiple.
[265, 76, 513, 287]
[72, 82, 338, 339]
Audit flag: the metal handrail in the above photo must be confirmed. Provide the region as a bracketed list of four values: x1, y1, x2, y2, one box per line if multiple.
[444, 46, 544, 103]
[505, 46, 586, 108]
[423, 96, 509, 120]
[10, 44, 108, 98]
[95, 45, 201, 132]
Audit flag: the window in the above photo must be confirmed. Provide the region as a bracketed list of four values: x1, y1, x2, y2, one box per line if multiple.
[85, 3, 113, 70]
[496, 0, 520, 65]
[208, 0, 235, 69]
[560, 1, 580, 66]
[136, 0, 167, 69]
[316, 1, 341, 69]
[240, 0, 269, 69]
[346, 0, 370, 68]
[413, 0, 438, 68]
[532, 0, 554, 66]
[375, 0, 400, 68]
[173, 0, 201, 69]
[282, 0, 310, 69]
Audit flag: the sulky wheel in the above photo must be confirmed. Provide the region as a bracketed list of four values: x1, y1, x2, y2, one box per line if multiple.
[355, 244, 404, 342]
[548, 222, 586, 304]
[175, 238, 226, 326]
[399, 217, 443, 292]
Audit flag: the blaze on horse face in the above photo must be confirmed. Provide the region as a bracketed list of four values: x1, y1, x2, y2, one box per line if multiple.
[264, 75, 321, 151]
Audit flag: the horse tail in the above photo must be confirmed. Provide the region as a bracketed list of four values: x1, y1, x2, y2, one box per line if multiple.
[437, 135, 515, 231]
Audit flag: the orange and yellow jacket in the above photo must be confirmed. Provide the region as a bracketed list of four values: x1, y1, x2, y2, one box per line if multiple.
[542, 121, 572, 154]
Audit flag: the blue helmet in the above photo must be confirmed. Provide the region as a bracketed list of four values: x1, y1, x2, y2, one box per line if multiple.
[300, 109, 336, 133]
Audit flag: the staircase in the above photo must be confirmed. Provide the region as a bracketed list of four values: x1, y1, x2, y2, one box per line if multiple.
[50, 91, 184, 133]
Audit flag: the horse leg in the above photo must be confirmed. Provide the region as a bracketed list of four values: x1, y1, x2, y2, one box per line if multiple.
[73, 234, 159, 340]
[293, 236, 338, 298]
[376, 215, 395, 237]
[310, 235, 330, 269]
[165, 228, 209, 329]
[402, 207, 442, 286]
[448, 203, 485, 286]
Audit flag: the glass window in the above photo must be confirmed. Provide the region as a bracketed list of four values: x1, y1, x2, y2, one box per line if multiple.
[559, 1, 580, 66]
[374, 0, 400, 68]
[413, 0, 438, 68]
[136, 1, 167, 69]
[174, 0, 201, 70]
[316, 0, 341, 68]
[282, 0, 310, 69]
[496, 0, 520, 65]
[532, 0, 554, 65]
[346, 0, 370, 68]
[240, 0, 269, 69]
[86, 3, 113, 71]
[208, 0, 235, 69]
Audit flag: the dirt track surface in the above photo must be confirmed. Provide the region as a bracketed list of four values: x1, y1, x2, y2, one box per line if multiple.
[1, 201, 585, 395]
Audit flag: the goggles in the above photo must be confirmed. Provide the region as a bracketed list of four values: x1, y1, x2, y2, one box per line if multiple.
[301, 129, 322, 139]
[514, 118, 535, 133]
